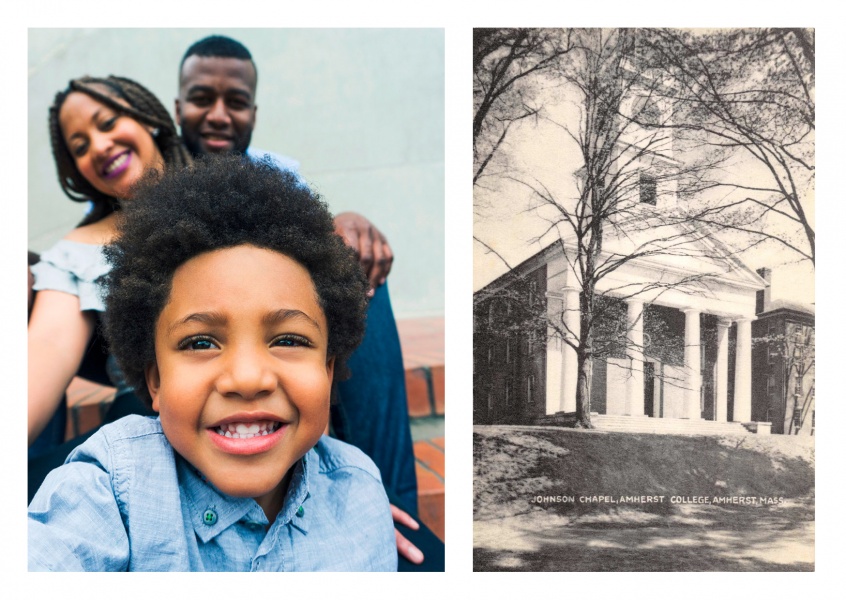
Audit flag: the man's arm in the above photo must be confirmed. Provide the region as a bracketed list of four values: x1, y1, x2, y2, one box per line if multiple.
[334, 212, 394, 289]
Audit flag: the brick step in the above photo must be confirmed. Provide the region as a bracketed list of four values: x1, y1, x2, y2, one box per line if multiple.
[398, 317, 444, 419]
[65, 378, 116, 440]
[413, 437, 445, 542]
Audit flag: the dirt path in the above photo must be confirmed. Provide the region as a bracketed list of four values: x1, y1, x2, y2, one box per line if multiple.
[474, 497, 814, 571]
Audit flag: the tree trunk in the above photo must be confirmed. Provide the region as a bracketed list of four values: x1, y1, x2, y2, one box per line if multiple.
[574, 351, 594, 428]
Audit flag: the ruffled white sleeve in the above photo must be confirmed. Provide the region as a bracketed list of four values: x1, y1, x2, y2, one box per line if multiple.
[30, 240, 110, 312]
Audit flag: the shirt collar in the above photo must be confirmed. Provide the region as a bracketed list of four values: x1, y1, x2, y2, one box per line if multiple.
[274, 448, 313, 535]
[177, 449, 315, 543]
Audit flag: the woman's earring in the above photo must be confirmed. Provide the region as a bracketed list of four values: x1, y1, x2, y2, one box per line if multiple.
[150, 127, 160, 138]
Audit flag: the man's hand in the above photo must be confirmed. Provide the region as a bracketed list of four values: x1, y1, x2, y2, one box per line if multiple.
[391, 504, 424, 564]
[333, 212, 393, 289]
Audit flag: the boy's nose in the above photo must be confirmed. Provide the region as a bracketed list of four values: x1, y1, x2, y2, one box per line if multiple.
[215, 347, 277, 400]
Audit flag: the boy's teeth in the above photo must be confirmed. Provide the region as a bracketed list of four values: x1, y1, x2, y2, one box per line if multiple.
[215, 421, 280, 439]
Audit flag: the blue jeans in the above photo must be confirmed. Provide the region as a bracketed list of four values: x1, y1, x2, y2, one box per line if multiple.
[331, 283, 418, 513]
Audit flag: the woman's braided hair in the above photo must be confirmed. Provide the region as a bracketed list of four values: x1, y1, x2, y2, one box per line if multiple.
[48, 75, 192, 226]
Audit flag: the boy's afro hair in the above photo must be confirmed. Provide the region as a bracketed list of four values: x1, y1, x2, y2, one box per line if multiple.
[101, 154, 369, 406]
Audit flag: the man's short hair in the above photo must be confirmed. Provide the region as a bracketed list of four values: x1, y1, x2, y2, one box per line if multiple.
[179, 35, 256, 78]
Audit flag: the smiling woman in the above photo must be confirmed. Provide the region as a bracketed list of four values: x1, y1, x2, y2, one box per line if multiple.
[28, 76, 191, 453]
[59, 90, 164, 201]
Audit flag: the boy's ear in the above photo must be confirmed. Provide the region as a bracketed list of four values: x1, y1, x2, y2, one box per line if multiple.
[145, 362, 162, 412]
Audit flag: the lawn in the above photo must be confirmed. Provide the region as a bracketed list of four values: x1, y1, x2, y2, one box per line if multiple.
[473, 425, 815, 571]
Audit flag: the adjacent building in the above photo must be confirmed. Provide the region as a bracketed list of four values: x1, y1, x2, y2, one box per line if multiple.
[751, 269, 815, 436]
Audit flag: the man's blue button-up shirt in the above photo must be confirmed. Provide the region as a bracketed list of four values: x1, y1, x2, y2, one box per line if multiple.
[28, 416, 397, 571]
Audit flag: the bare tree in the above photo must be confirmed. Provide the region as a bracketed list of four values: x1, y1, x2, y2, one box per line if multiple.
[475, 29, 746, 428]
[640, 28, 815, 265]
[473, 28, 575, 185]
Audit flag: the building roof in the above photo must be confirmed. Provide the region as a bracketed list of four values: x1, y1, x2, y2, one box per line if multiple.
[760, 298, 815, 318]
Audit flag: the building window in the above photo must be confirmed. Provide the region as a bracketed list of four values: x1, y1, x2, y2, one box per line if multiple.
[504, 381, 511, 407]
[529, 279, 538, 306]
[793, 408, 801, 429]
[766, 375, 775, 396]
[527, 375, 535, 404]
[768, 347, 777, 365]
[795, 376, 803, 396]
[487, 346, 492, 365]
[639, 174, 657, 205]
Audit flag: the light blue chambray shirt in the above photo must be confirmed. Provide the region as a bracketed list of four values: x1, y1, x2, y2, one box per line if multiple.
[28, 416, 397, 571]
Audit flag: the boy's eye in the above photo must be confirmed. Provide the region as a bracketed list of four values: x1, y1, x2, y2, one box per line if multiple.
[272, 335, 311, 348]
[178, 336, 218, 351]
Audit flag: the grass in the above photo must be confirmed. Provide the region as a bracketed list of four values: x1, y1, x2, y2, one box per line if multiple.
[473, 425, 814, 571]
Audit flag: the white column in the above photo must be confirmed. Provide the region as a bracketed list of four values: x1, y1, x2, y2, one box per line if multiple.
[734, 318, 753, 422]
[682, 308, 702, 420]
[561, 286, 580, 413]
[715, 319, 731, 422]
[626, 299, 645, 416]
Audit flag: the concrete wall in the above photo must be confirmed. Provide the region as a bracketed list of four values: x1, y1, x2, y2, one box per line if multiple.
[28, 28, 444, 319]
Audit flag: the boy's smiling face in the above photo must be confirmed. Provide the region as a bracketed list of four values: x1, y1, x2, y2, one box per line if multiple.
[145, 244, 333, 519]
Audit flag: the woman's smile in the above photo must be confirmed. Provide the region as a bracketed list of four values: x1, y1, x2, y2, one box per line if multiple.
[101, 150, 132, 179]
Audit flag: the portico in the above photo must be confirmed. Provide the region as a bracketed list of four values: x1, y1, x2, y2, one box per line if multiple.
[542, 242, 764, 425]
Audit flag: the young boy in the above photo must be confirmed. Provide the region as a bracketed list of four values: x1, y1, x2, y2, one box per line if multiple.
[28, 155, 398, 571]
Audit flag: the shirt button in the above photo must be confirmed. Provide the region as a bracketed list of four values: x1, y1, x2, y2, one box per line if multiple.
[203, 509, 218, 526]
[296, 505, 304, 517]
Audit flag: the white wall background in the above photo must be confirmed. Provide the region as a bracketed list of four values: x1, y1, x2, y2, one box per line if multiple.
[28, 28, 444, 319]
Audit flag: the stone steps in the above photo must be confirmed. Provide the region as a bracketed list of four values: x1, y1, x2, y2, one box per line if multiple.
[537, 411, 753, 436]
[593, 414, 752, 435]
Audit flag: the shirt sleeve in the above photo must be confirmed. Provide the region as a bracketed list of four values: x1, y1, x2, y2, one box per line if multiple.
[245, 147, 310, 190]
[30, 241, 110, 312]
[28, 444, 130, 571]
[313, 438, 398, 571]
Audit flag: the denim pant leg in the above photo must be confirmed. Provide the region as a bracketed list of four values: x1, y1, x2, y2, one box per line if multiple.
[28, 395, 68, 460]
[331, 282, 418, 513]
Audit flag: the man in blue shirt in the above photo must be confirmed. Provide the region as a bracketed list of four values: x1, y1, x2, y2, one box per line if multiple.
[174, 35, 438, 569]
